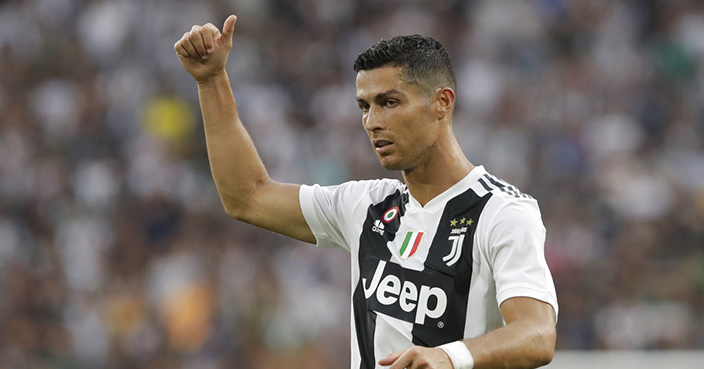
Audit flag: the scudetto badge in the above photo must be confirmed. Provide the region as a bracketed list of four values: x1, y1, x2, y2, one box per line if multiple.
[399, 231, 424, 260]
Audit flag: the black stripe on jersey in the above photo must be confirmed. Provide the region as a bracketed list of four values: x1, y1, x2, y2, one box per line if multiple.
[482, 174, 532, 199]
[477, 177, 493, 192]
[483, 174, 517, 197]
[489, 174, 531, 199]
[353, 189, 408, 369]
[411, 188, 492, 347]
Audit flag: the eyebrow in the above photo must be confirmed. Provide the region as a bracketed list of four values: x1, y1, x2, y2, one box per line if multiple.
[356, 89, 403, 103]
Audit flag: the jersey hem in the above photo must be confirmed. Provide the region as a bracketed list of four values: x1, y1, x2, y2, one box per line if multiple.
[496, 287, 559, 323]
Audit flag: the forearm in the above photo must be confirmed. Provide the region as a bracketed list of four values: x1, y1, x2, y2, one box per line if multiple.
[196, 71, 270, 216]
[463, 318, 555, 369]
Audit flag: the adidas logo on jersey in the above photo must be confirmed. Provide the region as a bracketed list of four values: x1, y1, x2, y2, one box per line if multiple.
[372, 220, 385, 236]
[362, 259, 448, 325]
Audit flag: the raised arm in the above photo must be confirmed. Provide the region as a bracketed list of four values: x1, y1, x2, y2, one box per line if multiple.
[174, 15, 315, 243]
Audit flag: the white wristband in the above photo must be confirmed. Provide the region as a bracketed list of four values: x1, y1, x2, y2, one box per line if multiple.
[438, 341, 474, 369]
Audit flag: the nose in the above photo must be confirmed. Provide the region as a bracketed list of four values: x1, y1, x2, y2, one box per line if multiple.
[363, 106, 385, 132]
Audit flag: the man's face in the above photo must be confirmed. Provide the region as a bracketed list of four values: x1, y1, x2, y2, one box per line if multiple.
[355, 66, 439, 172]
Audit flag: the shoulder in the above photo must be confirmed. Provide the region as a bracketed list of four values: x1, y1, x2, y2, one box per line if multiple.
[474, 171, 540, 216]
[302, 178, 406, 206]
[474, 172, 544, 246]
[484, 189, 540, 224]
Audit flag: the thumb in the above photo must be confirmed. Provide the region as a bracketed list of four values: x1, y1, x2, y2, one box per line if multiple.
[221, 15, 237, 43]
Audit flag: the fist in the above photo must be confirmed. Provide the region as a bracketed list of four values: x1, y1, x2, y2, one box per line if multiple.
[174, 15, 237, 83]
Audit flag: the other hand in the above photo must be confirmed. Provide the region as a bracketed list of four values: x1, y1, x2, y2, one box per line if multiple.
[379, 346, 453, 369]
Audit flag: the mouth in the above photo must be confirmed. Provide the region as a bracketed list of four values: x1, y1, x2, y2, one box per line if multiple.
[373, 140, 394, 154]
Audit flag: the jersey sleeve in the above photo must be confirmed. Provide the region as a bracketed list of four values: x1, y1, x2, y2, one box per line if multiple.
[298, 180, 386, 252]
[481, 198, 559, 321]
[299, 183, 348, 250]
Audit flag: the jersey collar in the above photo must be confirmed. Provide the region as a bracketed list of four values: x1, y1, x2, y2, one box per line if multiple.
[406, 165, 488, 211]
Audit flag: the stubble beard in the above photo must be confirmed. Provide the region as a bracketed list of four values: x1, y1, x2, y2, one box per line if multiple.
[378, 154, 403, 172]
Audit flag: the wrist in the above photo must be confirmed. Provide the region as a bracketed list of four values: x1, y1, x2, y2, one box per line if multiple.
[438, 341, 474, 369]
[195, 70, 229, 88]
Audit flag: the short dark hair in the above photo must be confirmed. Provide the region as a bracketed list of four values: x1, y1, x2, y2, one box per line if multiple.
[353, 35, 457, 94]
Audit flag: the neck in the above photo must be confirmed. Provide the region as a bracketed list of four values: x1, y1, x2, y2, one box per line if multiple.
[402, 135, 474, 207]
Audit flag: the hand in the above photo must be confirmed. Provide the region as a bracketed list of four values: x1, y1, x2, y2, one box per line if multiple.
[379, 346, 453, 369]
[174, 15, 237, 84]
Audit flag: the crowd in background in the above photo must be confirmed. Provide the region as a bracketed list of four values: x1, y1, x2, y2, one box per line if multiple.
[1, 0, 703, 368]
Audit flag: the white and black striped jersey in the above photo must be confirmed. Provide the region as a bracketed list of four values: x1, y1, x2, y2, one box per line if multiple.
[299, 166, 558, 369]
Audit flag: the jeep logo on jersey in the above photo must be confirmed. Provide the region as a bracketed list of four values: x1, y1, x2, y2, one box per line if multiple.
[362, 258, 450, 325]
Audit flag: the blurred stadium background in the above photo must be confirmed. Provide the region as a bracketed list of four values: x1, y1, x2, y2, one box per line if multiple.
[1, 0, 703, 368]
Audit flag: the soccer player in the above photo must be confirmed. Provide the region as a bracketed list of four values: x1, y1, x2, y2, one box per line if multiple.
[174, 15, 558, 369]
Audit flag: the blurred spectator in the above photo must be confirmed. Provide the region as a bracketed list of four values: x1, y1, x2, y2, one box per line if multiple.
[1, 0, 703, 368]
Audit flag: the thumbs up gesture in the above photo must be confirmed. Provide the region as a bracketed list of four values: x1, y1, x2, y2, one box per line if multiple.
[174, 15, 237, 84]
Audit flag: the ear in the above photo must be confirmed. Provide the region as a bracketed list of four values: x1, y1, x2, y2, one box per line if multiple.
[434, 87, 455, 120]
